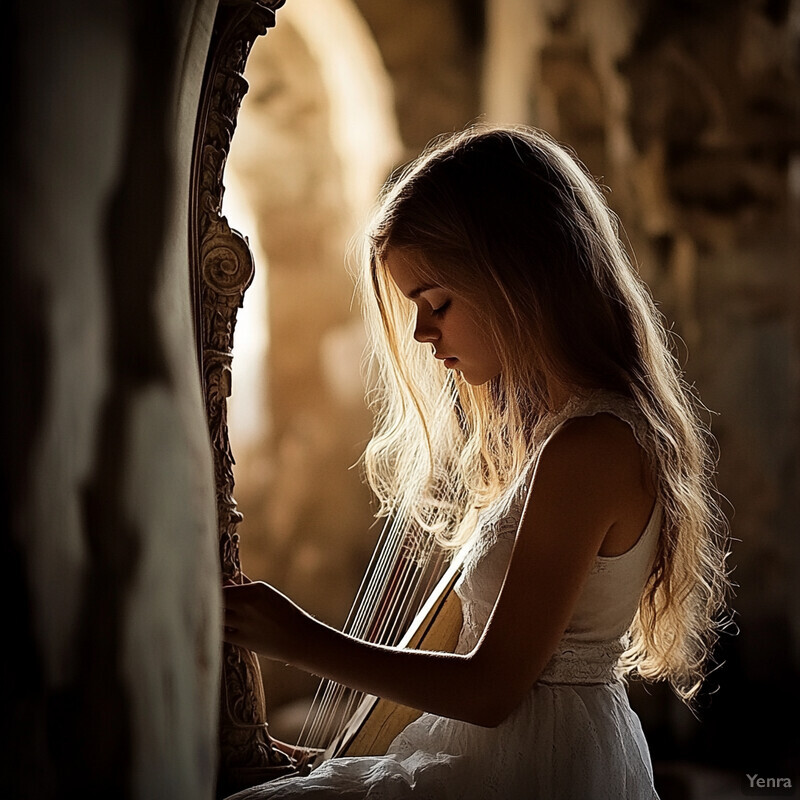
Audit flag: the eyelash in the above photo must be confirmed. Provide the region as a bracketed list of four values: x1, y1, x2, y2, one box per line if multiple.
[431, 300, 450, 317]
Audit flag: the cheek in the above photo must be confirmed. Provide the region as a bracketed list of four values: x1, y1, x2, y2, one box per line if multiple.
[467, 319, 493, 351]
[475, 326, 502, 371]
[464, 327, 498, 367]
[485, 340, 502, 370]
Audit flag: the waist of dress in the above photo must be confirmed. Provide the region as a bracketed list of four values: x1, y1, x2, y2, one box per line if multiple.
[537, 638, 627, 686]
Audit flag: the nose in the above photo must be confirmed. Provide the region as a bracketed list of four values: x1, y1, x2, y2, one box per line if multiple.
[413, 310, 440, 344]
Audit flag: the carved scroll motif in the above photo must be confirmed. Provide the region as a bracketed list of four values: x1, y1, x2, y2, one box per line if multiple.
[188, 1, 294, 797]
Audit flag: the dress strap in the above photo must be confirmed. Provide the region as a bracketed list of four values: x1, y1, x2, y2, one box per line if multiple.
[541, 390, 651, 453]
[467, 390, 653, 561]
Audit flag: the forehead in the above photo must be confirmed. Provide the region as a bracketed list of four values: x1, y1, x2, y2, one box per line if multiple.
[382, 249, 440, 299]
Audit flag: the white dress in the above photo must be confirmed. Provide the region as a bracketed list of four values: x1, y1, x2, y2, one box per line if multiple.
[226, 393, 662, 800]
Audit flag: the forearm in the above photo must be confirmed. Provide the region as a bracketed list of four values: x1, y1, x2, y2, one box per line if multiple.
[289, 613, 509, 727]
[223, 579, 523, 725]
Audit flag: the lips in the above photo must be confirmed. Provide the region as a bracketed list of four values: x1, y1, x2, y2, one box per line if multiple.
[435, 354, 458, 368]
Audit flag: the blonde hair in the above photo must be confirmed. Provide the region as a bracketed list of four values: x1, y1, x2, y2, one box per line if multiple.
[354, 124, 731, 705]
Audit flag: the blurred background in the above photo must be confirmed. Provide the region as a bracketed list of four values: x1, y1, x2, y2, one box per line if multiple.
[220, 1, 799, 797]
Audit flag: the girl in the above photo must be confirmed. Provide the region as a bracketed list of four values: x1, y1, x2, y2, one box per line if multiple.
[222, 124, 731, 799]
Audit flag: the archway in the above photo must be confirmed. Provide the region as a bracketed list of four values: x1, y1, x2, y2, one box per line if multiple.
[223, 0, 402, 741]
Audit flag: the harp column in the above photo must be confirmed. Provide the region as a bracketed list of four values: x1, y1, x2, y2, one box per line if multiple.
[189, 1, 295, 797]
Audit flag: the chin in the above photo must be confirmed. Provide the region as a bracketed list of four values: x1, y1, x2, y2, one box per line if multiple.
[460, 370, 500, 387]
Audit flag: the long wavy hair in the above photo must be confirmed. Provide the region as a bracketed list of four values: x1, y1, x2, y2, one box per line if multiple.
[353, 123, 731, 705]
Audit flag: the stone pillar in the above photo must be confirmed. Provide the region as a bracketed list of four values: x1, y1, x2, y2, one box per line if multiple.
[4, 1, 221, 797]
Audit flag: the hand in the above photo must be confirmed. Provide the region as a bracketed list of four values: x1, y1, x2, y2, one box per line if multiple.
[222, 579, 310, 662]
[272, 739, 325, 774]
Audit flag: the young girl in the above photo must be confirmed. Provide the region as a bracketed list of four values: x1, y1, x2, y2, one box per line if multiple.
[222, 124, 731, 799]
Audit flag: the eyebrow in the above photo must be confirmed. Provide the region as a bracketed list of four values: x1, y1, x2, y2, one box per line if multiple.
[408, 283, 439, 299]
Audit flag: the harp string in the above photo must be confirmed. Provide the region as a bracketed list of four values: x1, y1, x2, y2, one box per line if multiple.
[297, 506, 412, 749]
[296, 516, 397, 749]
[297, 376, 463, 753]
[324, 540, 427, 745]
[296, 499, 448, 753]
[368, 541, 430, 646]
[312, 547, 434, 754]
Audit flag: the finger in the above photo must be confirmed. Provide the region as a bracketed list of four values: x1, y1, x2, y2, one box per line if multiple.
[222, 572, 252, 587]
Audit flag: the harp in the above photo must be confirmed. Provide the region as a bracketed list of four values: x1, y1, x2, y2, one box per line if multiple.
[189, 2, 467, 795]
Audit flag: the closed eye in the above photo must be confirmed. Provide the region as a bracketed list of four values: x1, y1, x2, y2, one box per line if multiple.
[431, 300, 451, 317]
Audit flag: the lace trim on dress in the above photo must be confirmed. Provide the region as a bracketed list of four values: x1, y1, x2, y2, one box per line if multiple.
[538, 638, 629, 685]
[459, 511, 519, 580]
[545, 390, 651, 451]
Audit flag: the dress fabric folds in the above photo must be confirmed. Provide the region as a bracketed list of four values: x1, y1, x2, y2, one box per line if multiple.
[226, 393, 662, 800]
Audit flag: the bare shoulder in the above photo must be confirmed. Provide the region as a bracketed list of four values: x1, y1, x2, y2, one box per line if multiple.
[541, 411, 646, 478]
[530, 412, 654, 535]
[536, 411, 655, 555]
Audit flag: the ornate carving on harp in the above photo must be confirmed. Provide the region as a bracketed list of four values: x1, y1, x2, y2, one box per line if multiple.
[188, 1, 292, 797]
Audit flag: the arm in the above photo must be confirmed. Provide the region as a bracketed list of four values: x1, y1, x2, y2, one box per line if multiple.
[223, 415, 649, 727]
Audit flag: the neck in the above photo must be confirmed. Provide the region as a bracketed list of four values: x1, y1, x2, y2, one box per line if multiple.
[544, 376, 584, 412]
